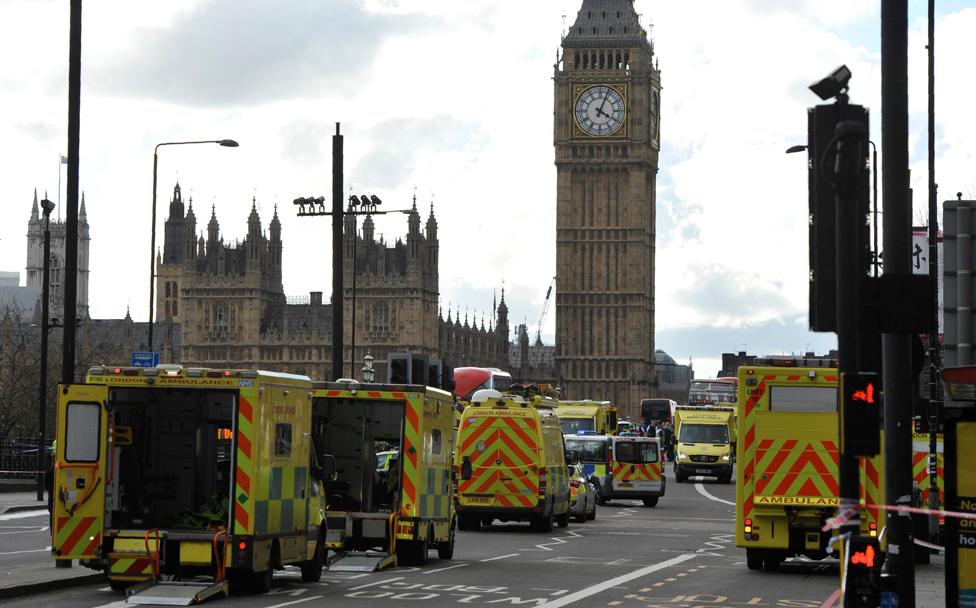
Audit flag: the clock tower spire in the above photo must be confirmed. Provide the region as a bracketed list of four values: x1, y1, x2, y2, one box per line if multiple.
[554, 0, 661, 418]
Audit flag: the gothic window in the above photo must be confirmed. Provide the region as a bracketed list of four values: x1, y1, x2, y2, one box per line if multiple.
[592, 26, 597, 35]
[214, 302, 229, 332]
[165, 282, 171, 297]
[372, 302, 390, 333]
[172, 300, 178, 316]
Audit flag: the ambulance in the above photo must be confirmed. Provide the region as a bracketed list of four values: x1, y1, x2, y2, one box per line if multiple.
[735, 358, 886, 571]
[673, 406, 736, 484]
[311, 381, 456, 569]
[555, 400, 619, 436]
[52, 365, 325, 603]
[454, 390, 570, 532]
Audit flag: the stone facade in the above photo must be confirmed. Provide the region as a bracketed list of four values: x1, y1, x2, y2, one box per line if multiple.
[554, 0, 660, 418]
[156, 185, 507, 379]
[25, 189, 90, 320]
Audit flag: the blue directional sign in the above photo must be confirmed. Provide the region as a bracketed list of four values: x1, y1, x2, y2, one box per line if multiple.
[131, 352, 159, 368]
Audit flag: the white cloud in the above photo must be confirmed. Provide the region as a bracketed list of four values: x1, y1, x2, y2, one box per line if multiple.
[0, 0, 967, 371]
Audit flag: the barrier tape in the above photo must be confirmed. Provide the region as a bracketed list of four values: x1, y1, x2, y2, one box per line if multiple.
[823, 502, 974, 532]
[914, 537, 945, 552]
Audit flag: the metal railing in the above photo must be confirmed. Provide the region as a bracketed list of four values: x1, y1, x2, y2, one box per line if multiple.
[0, 437, 52, 479]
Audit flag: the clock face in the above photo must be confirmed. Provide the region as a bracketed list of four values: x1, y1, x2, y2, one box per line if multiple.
[575, 85, 626, 137]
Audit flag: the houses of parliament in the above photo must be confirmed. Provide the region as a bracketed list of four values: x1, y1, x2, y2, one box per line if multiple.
[153, 183, 510, 381]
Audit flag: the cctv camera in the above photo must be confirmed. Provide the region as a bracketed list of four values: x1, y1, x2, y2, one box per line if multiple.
[40, 198, 56, 214]
[809, 65, 852, 101]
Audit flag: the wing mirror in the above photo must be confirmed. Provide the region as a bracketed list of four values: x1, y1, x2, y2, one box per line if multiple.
[320, 454, 337, 481]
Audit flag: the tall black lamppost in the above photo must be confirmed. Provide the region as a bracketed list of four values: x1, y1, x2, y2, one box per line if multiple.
[35, 198, 55, 501]
[294, 185, 414, 379]
[148, 139, 238, 351]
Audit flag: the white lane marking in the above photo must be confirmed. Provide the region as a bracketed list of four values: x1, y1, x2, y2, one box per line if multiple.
[348, 576, 403, 590]
[521, 529, 584, 552]
[423, 562, 470, 575]
[265, 597, 323, 608]
[0, 509, 48, 521]
[480, 553, 519, 562]
[695, 483, 736, 506]
[534, 553, 698, 608]
[0, 545, 51, 556]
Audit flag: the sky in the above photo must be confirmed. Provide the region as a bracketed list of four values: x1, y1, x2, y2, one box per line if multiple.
[1, 0, 974, 378]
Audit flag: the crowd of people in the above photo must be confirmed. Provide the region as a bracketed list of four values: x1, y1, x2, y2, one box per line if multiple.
[636, 417, 675, 460]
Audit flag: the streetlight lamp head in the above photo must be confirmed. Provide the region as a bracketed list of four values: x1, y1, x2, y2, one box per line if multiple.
[217, 139, 239, 147]
[40, 198, 56, 214]
[370, 195, 382, 206]
[785, 145, 807, 154]
[809, 65, 852, 101]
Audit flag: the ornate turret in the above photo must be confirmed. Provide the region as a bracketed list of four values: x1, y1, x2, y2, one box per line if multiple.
[163, 183, 186, 264]
[496, 287, 510, 339]
[207, 205, 220, 246]
[184, 198, 197, 260]
[246, 197, 262, 261]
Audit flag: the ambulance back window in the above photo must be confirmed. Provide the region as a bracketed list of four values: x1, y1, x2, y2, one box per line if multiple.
[614, 441, 658, 464]
[65, 402, 100, 462]
[769, 386, 837, 413]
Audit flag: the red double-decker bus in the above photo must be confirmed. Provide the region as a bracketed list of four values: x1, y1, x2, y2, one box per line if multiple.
[453, 367, 513, 401]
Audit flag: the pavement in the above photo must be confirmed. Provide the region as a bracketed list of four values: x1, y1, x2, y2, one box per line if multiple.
[0, 491, 102, 599]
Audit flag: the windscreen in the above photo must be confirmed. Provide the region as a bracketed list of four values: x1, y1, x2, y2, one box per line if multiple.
[614, 441, 658, 464]
[678, 423, 729, 444]
[564, 438, 607, 462]
[560, 418, 595, 435]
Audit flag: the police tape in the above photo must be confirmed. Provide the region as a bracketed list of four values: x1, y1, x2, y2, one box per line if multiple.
[823, 502, 975, 532]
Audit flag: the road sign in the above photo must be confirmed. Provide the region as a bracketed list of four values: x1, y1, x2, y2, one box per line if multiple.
[131, 352, 159, 368]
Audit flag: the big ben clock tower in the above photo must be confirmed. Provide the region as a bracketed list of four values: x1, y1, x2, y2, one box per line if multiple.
[554, 0, 660, 416]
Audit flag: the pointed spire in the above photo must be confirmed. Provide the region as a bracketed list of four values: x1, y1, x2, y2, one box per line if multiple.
[80, 191, 87, 218]
[31, 188, 39, 221]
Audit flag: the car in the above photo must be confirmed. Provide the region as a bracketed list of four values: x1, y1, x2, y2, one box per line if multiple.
[567, 462, 597, 522]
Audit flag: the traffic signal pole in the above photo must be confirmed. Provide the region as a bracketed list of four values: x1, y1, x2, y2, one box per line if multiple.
[833, 110, 869, 546]
[881, 0, 917, 599]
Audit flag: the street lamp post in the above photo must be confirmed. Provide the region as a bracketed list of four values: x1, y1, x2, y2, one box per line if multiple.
[362, 352, 376, 383]
[148, 139, 238, 351]
[35, 198, 55, 502]
[294, 189, 413, 380]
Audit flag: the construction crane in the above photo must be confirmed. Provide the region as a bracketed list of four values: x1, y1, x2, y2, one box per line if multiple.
[535, 276, 556, 344]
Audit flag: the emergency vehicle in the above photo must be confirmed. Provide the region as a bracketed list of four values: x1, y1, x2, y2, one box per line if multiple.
[454, 390, 570, 531]
[52, 365, 325, 604]
[555, 400, 618, 436]
[311, 381, 456, 570]
[735, 358, 886, 571]
[673, 406, 736, 484]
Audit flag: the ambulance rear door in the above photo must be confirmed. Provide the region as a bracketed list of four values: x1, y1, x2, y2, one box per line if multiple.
[53, 384, 109, 560]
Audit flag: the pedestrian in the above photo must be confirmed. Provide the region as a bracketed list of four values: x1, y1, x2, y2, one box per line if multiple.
[638, 417, 652, 437]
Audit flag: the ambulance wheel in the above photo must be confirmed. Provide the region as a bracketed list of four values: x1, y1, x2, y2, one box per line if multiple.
[746, 549, 763, 571]
[531, 507, 554, 533]
[556, 509, 570, 528]
[398, 539, 428, 566]
[108, 580, 131, 592]
[762, 552, 783, 571]
[300, 543, 324, 582]
[437, 525, 455, 560]
[457, 513, 476, 531]
[251, 566, 274, 594]
[642, 497, 659, 507]
[481, 517, 493, 528]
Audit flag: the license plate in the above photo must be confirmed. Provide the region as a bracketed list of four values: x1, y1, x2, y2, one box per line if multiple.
[617, 482, 633, 488]
[696, 469, 711, 474]
[465, 496, 491, 504]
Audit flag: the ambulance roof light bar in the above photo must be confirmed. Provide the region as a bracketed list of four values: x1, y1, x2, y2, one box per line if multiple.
[754, 356, 838, 368]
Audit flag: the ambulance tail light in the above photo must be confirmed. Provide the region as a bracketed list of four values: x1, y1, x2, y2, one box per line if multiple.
[869, 522, 877, 537]
[238, 541, 246, 551]
[451, 468, 458, 494]
[538, 472, 547, 496]
[744, 518, 753, 533]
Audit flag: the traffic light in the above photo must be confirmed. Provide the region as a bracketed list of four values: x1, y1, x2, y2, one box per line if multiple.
[843, 535, 881, 607]
[840, 371, 881, 456]
[389, 353, 410, 384]
[807, 103, 869, 332]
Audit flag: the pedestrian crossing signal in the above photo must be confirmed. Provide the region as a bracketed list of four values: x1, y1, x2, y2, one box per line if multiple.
[840, 371, 881, 456]
[844, 535, 880, 607]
